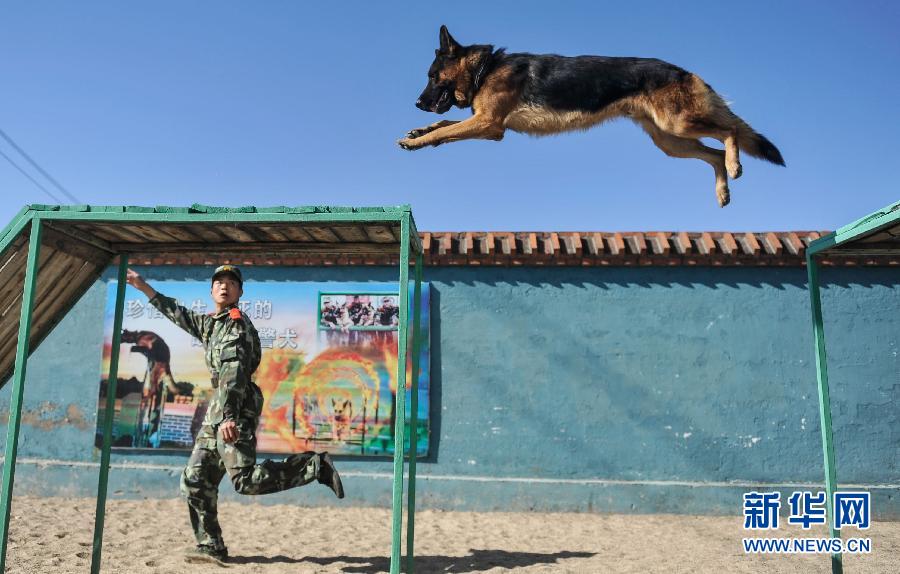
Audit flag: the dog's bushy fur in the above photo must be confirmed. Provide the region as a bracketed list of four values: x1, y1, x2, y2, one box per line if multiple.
[399, 26, 784, 207]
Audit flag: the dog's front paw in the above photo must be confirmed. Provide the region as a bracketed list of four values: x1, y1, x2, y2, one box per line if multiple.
[397, 137, 423, 151]
[406, 127, 431, 139]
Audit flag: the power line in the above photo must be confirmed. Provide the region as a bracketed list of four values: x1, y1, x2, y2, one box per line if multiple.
[0, 127, 81, 203]
[0, 147, 63, 203]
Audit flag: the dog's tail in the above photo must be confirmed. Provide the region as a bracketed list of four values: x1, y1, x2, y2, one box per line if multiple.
[735, 122, 785, 166]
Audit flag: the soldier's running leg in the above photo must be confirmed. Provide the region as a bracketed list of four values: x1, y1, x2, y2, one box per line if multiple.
[181, 426, 228, 555]
[219, 419, 344, 497]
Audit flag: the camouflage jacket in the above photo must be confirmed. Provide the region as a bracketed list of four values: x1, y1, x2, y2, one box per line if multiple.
[149, 293, 262, 426]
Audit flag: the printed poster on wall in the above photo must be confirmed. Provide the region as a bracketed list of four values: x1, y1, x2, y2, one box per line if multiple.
[95, 279, 430, 457]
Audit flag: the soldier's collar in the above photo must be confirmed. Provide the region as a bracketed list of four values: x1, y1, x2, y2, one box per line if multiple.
[212, 303, 240, 320]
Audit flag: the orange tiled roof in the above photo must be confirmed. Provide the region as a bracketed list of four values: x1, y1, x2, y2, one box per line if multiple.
[416, 231, 897, 266]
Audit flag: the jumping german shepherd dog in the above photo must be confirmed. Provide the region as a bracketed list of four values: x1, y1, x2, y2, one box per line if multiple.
[398, 26, 785, 207]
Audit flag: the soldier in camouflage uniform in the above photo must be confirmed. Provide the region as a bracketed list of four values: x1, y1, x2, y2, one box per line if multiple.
[126, 265, 344, 563]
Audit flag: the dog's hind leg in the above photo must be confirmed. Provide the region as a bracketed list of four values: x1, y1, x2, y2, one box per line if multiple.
[723, 129, 741, 179]
[684, 81, 785, 173]
[639, 120, 731, 207]
[652, 76, 744, 179]
[677, 122, 742, 180]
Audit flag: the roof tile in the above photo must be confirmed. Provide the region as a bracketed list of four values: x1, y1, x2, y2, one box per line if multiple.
[625, 233, 646, 256]
[785, 232, 804, 255]
[496, 233, 514, 255]
[695, 232, 715, 255]
[673, 232, 691, 255]
[649, 232, 670, 255]
[585, 233, 602, 256]
[606, 233, 625, 256]
[717, 233, 737, 255]
[762, 232, 783, 255]
[739, 232, 761, 256]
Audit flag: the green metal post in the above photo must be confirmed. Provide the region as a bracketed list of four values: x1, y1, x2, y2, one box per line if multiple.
[390, 214, 411, 574]
[91, 255, 129, 574]
[807, 255, 842, 574]
[0, 217, 43, 572]
[406, 252, 423, 573]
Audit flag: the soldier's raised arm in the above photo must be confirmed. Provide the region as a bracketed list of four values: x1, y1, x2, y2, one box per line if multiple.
[126, 268, 211, 342]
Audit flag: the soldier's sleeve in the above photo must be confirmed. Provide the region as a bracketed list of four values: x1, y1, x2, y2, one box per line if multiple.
[215, 327, 253, 422]
[148, 292, 211, 342]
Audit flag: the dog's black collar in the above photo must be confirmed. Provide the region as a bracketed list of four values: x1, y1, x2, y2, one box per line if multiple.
[472, 55, 491, 93]
[471, 48, 501, 98]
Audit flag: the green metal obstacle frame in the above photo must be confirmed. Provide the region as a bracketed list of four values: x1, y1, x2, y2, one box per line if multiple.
[0, 204, 425, 574]
[806, 199, 900, 574]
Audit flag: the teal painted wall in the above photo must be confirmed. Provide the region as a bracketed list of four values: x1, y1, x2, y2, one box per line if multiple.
[1, 265, 898, 516]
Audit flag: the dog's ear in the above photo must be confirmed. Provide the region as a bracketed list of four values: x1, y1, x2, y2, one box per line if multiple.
[439, 25, 461, 55]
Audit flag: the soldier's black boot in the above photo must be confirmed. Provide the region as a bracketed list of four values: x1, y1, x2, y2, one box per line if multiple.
[317, 452, 345, 499]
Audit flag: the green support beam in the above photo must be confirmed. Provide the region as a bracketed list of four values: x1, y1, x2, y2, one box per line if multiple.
[390, 213, 411, 574]
[807, 254, 842, 574]
[406, 252, 423, 573]
[0, 218, 43, 572]
[91, 255, 129, 574]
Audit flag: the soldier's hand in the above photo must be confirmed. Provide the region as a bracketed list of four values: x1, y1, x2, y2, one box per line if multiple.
[219, 420, 238, 444]
[126, 268, 144, 287]
[126, 268, 157, 299]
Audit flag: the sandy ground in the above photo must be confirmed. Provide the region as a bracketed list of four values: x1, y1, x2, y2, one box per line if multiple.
[5, 496, 898, 573]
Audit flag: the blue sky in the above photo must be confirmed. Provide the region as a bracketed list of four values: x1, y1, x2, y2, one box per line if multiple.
[1, 1, 898, 231]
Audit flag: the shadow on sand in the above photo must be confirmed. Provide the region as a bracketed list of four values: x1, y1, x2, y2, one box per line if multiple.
[229, 549, 595, 572]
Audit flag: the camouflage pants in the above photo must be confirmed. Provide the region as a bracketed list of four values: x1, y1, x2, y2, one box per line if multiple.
[180, 421, 321, 551]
